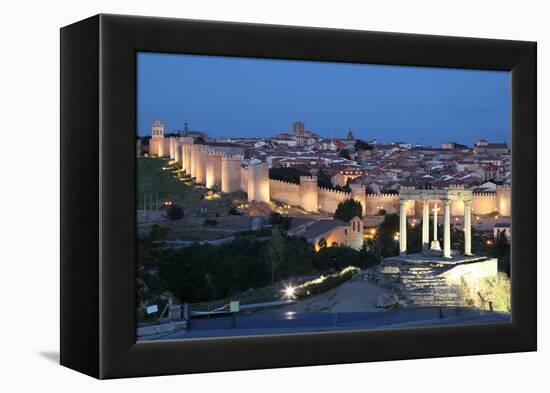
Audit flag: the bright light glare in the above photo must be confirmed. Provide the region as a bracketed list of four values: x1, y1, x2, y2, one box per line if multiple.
[283, 285, 296, 300]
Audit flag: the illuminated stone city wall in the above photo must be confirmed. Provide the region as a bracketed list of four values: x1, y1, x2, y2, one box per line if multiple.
[350, 184, 367, 214]
[496, 185, 511, 216]
[471, 192, 498, 215]
[240, 166, 248, 192]
[182, 144, 191, 173]
[195, 147, 207, 185]
[247, 162, 270, 203]
[149, 121, 511, 218]
[269, 179, 301, 206]
[220, 155, 242, 193]
[318, 187, 351, 213]
[364, 194, 401, 215]
[174, 139, 180, 163]
[206, 153, 223, 188]
[299, 176, 319, 213]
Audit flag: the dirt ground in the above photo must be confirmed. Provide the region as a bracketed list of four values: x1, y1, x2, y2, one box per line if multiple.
[138, 215, 251, 240]
[278, 277, 394, 313]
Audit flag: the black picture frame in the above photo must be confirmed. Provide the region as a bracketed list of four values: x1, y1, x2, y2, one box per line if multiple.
[60, 14, 536, 379]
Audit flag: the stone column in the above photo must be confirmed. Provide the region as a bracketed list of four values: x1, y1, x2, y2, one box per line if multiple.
[422, 200, 429, 250]
[433, 205, 438, 241]
[443, 200, 451, 258]
[431, 204, 441, 251]
[399, 200, 407, 255]
[464, 199, 472, 256]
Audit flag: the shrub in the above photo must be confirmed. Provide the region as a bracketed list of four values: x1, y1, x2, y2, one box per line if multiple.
[166, 204, 184, 220]
[269, 167, 309, 184]
[339, 149, 351, 160]
[268, 212, 292, 230]
[228, 207, 241, 216]
[203, 218, 218, 227]
[458, 275, 511, 312]
[334, 199, 363, 222]
[294, 266, 359, 298]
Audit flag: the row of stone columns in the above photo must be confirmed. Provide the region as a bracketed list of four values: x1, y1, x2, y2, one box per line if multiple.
[400, 199, 472, 258]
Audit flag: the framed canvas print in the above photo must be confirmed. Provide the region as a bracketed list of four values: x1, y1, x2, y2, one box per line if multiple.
[60, 14, 536, 379]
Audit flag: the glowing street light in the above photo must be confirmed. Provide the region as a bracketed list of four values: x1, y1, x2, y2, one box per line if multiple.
[283, 285, 296, 300]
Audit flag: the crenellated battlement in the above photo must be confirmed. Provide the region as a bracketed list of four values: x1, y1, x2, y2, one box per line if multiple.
[367, 193, 400, 198]
[318, 186, 352, 196]
[473, 192, 496, 197]
[221, 154, 244, 161]
[270, 178, 300, 187]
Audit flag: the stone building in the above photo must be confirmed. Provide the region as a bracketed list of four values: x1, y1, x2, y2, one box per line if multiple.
[149, 117, 170, 157]
[287, 216, 364, 251]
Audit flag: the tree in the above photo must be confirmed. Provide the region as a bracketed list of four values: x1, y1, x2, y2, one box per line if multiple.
[268, 212, 292, 230]
[311, 246, 362, 272]
[339, 149, 351, 160]
[269, 167, 309, 184]
[334, 199, 363, 222]
[266, 228, 285, 285]
[354, 139, 372, 151]
[492, 230, 510, 275]
[318, 238, 327, 249]
[377, 213, 400, 258]
[166, 204, 184, 220]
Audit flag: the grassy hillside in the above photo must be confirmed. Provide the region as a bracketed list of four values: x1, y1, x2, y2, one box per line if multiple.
[137, 157, 203, 210]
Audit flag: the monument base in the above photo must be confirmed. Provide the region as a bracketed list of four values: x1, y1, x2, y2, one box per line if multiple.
[371, 252, 498, 307]
[430, 240, 441, 251]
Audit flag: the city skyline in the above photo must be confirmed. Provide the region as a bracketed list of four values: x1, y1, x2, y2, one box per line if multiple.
[137, 52, 510, 146]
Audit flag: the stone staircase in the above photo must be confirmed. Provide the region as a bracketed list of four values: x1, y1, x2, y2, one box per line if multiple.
[398, 264, 463, 307]
[370, 261, 464, 307]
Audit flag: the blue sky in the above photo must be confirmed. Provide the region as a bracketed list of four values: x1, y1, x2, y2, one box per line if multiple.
[137, 52, 510, 146]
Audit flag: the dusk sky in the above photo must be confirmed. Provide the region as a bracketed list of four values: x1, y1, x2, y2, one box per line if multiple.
[137, 52, 510, 146]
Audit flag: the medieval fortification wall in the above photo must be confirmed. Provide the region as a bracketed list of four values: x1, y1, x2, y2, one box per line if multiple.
[156, 132, 511, 217]
[269, 179, 301, 206]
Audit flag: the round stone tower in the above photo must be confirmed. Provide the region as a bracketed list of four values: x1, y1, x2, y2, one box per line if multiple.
[169, 137, 175, 160]
[195, 146, 207, 185]
[221, 155, 243, 193]
[174, 140, 180, 163]
[496, 184, 511, 216]
[189, 145, 197, 178]
[247, 161, 270, 203]
[182, 144, 191, 173]
[299, 176, 319, 213]
[350, 183, 367, 216]
[206, 152, 223, 189]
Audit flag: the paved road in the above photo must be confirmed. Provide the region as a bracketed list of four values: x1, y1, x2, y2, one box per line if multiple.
[140, 307, 510, 341]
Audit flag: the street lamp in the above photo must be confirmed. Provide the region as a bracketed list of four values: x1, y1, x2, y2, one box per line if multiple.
[283, 285, 296, 300]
